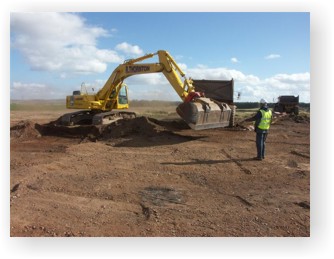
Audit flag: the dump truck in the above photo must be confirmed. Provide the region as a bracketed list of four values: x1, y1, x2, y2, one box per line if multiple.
[192, 79, 236, 127]
[273, 95, 299, 115]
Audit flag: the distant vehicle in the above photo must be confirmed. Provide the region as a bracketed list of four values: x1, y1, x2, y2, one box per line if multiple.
[273, 95, 299, 115]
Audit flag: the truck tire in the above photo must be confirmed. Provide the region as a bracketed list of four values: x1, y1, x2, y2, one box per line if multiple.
[294, 107, 299, 115]
[229, 105, 236, 127]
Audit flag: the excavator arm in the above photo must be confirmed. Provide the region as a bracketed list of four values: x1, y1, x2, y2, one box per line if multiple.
[64, 50, 234, 130]
[94, 50, 196, 109]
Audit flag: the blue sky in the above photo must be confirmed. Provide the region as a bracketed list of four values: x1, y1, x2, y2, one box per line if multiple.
[10, 12, 310, 102]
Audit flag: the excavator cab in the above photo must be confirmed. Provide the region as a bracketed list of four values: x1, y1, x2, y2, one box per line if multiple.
[66, 83, 129, 111]
[116, 85, 129, 106]
[107, 84, 129, 109]
[63, 83, 133, 126]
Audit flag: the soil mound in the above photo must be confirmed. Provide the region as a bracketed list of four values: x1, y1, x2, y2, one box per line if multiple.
[10, 120, 41, 139]
[32, 116, 188, 140]
[291, 114, 310, 123]
[282, 114, 310, 123]
[35, 123, 102, 138]
[101, 116, 172, 139]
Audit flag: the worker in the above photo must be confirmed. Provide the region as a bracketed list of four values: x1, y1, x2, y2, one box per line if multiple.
[245, 98, 273, 160]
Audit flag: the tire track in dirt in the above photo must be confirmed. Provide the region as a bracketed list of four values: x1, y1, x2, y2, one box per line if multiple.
[290, 150, 310, 159]
[221, 149, 252, 175]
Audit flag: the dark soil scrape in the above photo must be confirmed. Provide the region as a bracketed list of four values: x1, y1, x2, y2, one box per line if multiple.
[29, 116, 189, 140]
[10, 120, 41, 139]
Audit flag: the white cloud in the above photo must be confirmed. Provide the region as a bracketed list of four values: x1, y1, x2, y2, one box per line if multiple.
[177, 63, 187, 70]
[115, 42, 144, 56]
[231, 57, 239, 63]
[11, 67, 310, 102]
[265, 54, 281, 59]
[196, 64, 208, 69]
[186, 67, 260, 85]
[128, 87, 179, 101]
[174, 55, 184, 60]
[242, 72, 310, 102]
[271, 73, 310, 83]
[11, 82, 66, 100]
[183, 67, 309, 102]
[126, 74, 165, 86]
[11, 12, 124, 74]
[116, 66, 309, 102]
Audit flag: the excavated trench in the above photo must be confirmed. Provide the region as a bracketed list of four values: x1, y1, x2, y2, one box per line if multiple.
[10, 113, 308, 142]
[10, 116, 191, 141]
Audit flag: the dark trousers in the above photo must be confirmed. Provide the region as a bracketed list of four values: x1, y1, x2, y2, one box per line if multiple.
[256, 132, 268, 158]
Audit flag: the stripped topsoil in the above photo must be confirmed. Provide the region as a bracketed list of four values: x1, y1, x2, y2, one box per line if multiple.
[10, 113, 310, 237]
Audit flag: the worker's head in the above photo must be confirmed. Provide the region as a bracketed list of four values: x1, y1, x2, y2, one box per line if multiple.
[260, 98, 268, 108]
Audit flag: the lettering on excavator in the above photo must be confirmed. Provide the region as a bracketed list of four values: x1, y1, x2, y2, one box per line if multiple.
[126, 65, 150, 73]
[70, 96, 74, 106]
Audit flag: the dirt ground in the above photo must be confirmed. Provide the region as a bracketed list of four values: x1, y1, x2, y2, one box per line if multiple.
[10, 109, 310, 237]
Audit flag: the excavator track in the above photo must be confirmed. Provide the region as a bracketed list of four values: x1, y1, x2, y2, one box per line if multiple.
[92, 111, 136, 125]
[59, 110, 136, 126]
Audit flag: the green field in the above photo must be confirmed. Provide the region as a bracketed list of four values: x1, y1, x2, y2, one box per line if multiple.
[10, 99, 310, 121]
[9, 99, 180, 120]
[10, 100, 66, 111]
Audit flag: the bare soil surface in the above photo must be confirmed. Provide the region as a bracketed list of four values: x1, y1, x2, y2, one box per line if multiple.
[10, 111, 310, 237]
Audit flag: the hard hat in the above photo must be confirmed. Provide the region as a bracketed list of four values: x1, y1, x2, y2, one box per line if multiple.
[260, 98, 268, 104]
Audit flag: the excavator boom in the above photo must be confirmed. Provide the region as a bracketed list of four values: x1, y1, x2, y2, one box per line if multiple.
[63, 50, 234, 130]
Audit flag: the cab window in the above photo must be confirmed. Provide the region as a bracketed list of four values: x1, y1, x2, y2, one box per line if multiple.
[118, 86, 128, 104]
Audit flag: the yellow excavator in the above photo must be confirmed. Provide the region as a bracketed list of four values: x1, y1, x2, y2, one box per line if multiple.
[61, 50, 234, 130]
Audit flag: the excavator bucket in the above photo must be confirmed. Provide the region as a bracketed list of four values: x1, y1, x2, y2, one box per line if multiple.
[176, 97, 233, 130]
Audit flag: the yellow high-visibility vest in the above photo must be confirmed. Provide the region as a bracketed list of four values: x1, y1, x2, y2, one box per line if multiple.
[258, 109, 272, 130]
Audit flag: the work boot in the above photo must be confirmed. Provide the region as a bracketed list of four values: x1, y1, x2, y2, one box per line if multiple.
[254, 157, 262, 161]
